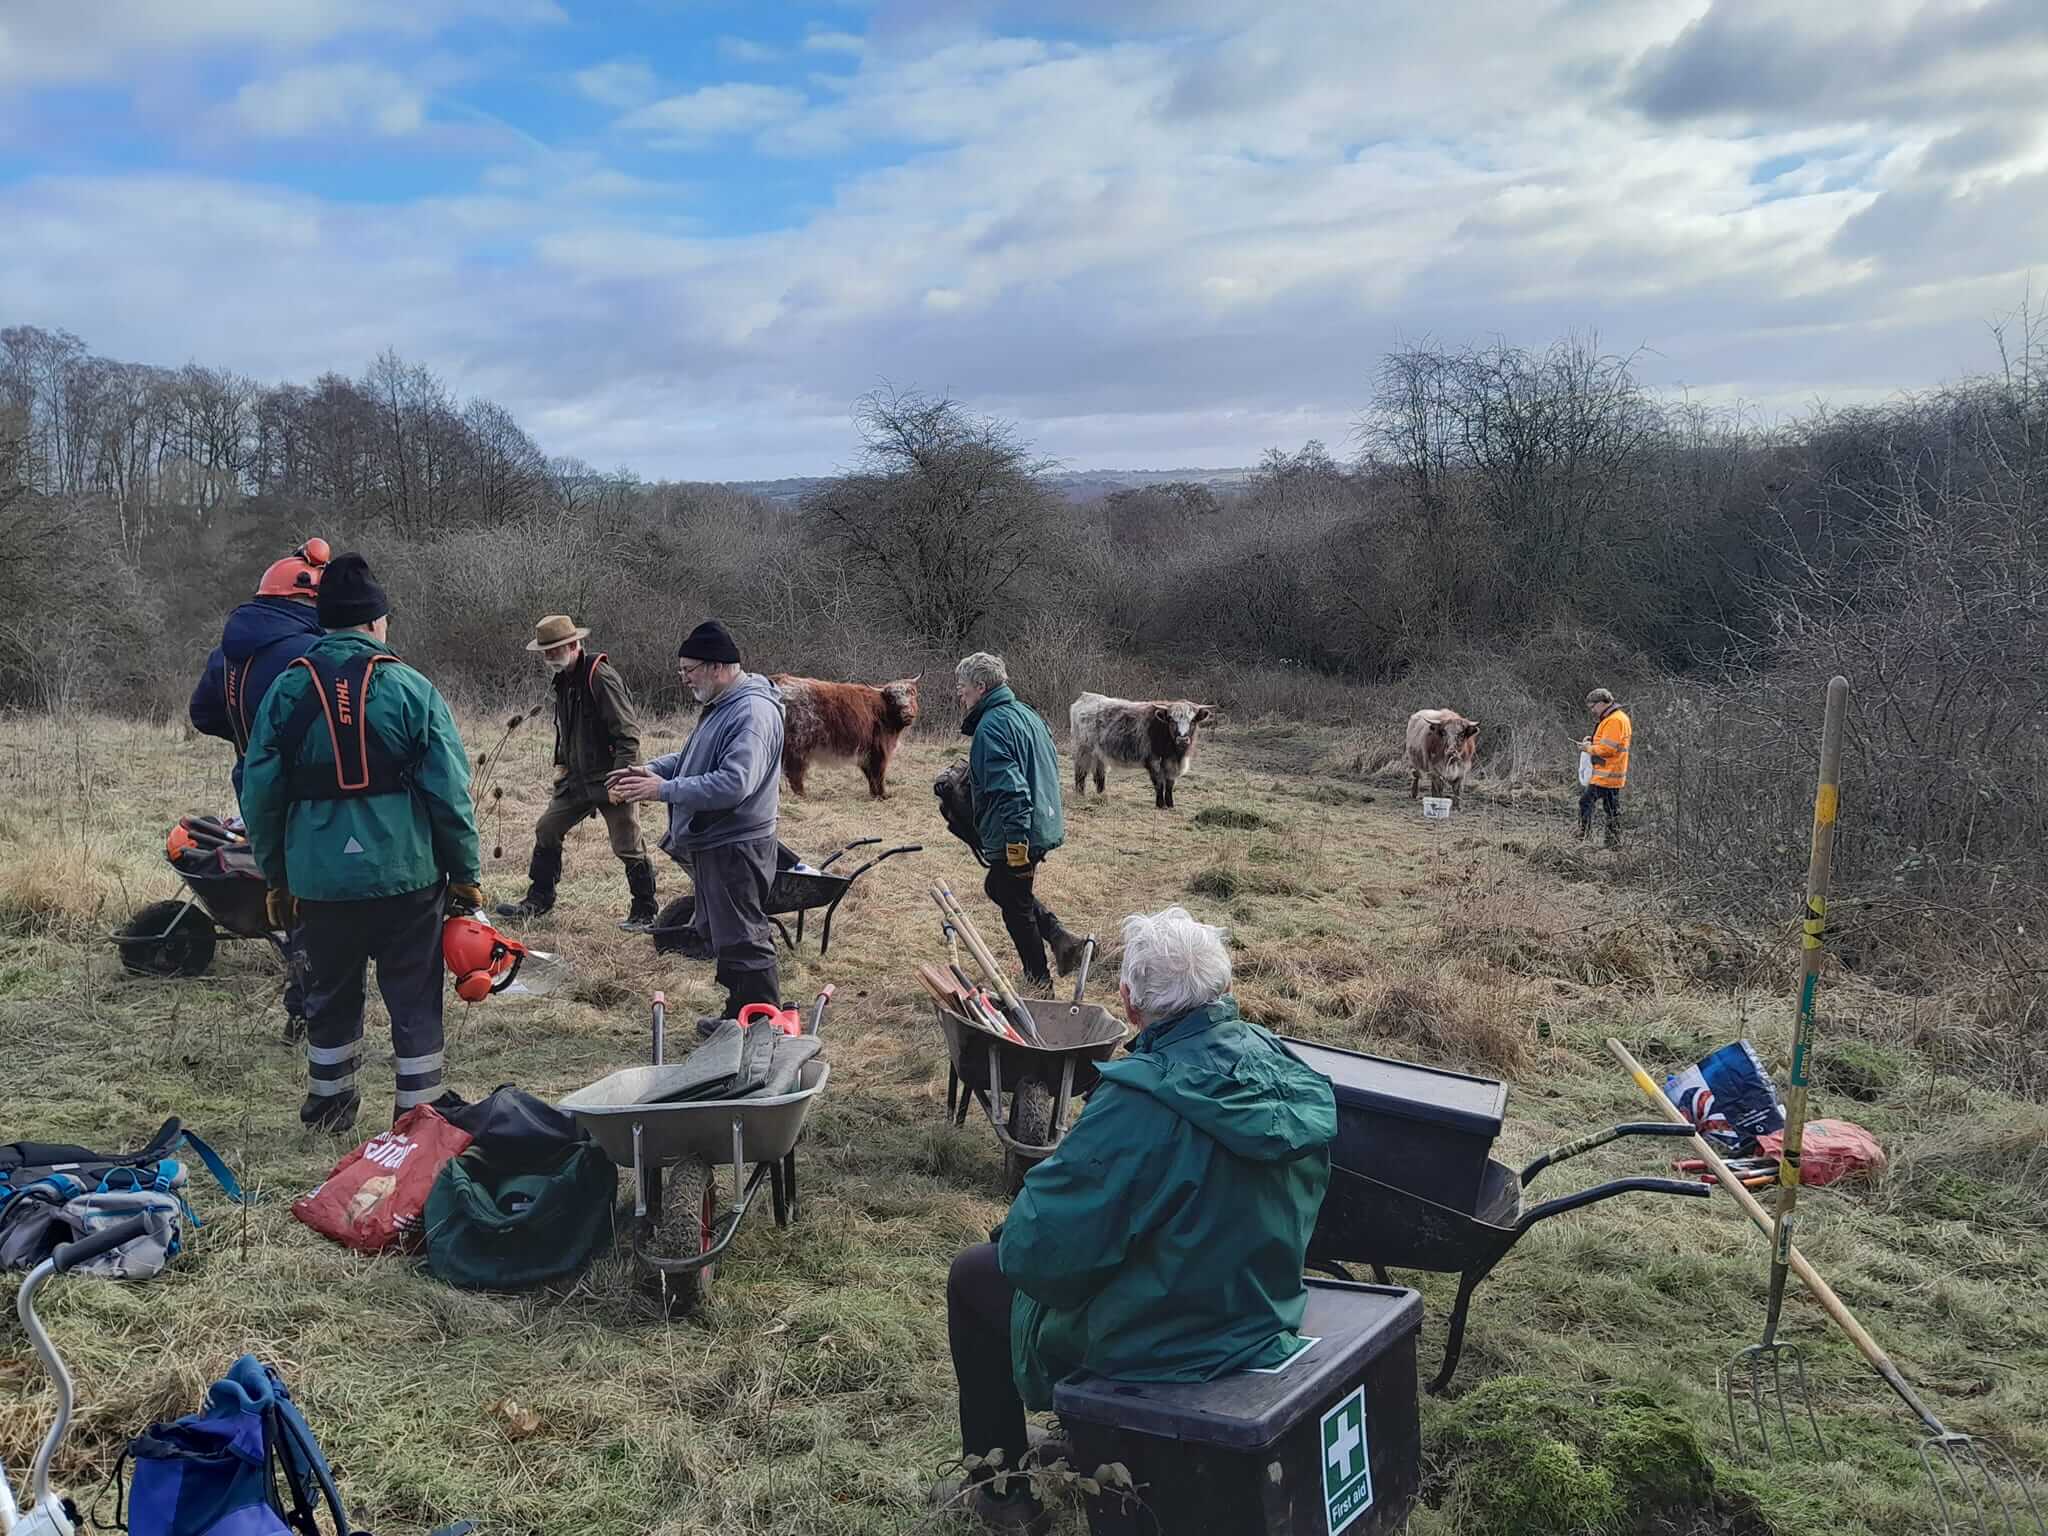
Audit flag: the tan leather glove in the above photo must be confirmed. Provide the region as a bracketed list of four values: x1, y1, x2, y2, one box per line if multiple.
[1005, 842, 1031, 870]
[445, 882, 484, 916]
[265, 887, 297, 930]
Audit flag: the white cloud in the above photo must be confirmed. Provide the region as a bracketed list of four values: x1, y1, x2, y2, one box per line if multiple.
[803, 30, 866, 56]
[6, 1, 2048, 479]
[0, 0, 562, 88]
[228, 62, 427, 138]
[617, 83, 806, 147]
[572, 56, 657, 109]
[717, 36, 782, 65]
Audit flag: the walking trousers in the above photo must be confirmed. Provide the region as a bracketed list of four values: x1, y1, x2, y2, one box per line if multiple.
[299, 882, 447, 1110]
[533, 783, 650, 866]
[949, 1241, 1028, 1481]
[983, 860, 1060, 983]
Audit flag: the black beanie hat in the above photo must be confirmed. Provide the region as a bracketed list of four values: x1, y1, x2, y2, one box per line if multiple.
[677, 618, 740, 664]
[317, 553, 390, 629]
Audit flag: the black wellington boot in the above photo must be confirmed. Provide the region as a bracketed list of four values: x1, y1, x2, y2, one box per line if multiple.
[619, 859, 659, 932]
[495, 845, 562, 919]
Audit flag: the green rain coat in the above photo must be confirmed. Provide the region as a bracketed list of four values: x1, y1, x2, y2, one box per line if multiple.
[240, 631, 481, 901]
[999, 997, 1336, 1409]
[963, 684, 1064, 862]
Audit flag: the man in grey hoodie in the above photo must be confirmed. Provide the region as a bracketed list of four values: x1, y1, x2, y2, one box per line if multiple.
[608, 620, 787, 1015]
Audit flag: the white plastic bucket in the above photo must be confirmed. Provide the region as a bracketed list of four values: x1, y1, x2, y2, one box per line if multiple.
[1421, 796, 1453, 820]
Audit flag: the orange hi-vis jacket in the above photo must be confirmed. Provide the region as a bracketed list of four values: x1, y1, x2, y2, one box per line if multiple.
[1589, 706, 1631, 789]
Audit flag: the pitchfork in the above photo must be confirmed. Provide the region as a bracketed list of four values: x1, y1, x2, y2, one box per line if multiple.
[1725, 675, 1849, 1463]
[1614, 1029, 2047, 1531]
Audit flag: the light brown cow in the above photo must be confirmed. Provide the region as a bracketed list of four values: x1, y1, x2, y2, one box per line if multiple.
[1406, 708, 1480, 807]
[772, 674, 921, 798]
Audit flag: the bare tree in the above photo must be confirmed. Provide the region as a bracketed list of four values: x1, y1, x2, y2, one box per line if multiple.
[807, 388, 1060, 650]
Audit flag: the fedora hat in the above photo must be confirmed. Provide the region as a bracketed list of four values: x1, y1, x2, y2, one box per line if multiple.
[526, 614, 592, 651]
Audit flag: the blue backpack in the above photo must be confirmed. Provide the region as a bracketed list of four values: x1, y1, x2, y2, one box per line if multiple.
[117, 1356, 352, 1536]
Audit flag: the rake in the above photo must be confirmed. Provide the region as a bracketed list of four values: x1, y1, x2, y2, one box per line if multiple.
[1611, 1037, 2046, 1535]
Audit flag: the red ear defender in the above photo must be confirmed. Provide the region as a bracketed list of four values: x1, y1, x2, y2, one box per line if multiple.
[442, 914, 527, 1003]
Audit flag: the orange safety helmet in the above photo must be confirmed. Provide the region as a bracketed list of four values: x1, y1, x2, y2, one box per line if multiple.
[442, 914, 529, 1003]
[166, 822, 200, 861]
[256, 538, 332, 599]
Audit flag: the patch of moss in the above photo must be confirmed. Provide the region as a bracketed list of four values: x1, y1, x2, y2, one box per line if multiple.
[1194, 804, 1271, 830]
[1428, 1377, 1720, 1536]
[1812, 1040, 1904, 1102]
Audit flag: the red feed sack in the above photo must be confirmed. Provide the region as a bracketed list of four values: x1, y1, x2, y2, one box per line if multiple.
[292, 1106, 473, 1253]
[1756, 1118, 1886, 1187]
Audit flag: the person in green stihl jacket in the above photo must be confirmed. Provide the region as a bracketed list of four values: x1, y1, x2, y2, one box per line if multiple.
[933, 906, 1336, 1535]
[241, 553, 481, 1134]
[955, 651, 1087, 992]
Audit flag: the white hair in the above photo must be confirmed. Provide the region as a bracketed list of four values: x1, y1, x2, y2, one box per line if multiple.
[1119, 906, 1232, 1021]
[956, 651, 1008, 691]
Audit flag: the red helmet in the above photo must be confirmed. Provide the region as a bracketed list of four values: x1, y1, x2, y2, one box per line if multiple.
[256, 538, 332, 599]
[166, 822, 199, 861]
[442, 914, 528, 1003]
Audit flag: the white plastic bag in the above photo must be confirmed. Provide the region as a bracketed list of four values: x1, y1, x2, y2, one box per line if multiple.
[1577, 751, 1593, 787]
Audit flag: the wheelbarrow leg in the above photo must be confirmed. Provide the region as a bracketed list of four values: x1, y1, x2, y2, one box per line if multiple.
[946, 1066, 959, 1121]
[781, 1150, 799, 1225]
[1429, 1267, 1491, 1395]
[819, 893, 845, 956]
[795, 908, 807, 950]
[1372, 1263, 1392, 1286]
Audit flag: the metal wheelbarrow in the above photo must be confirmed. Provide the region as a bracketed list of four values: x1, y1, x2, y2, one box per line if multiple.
[112, 815, 289, 980]
[559, 988, 833, 1315]
[651, 837, 922, 958]
[933, 944, 1126, 1194]
[1306, 1121, 1707, 1392]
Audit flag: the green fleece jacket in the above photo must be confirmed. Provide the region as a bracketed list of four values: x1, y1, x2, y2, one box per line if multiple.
[240, 631, 480, 901]
[999, 996, 1336, 1408]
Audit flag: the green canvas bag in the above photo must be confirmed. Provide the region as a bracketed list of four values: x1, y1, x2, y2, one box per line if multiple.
[422, 1139, 616, 1291]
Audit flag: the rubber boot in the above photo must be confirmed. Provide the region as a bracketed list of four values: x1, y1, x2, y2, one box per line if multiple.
[718, 963, 782, 1018]
[495, 845, 561, 919]
[618, 859, 658, 932]
[1043, 918, 1090, 979]
[1604, 814, 1622, 851]
[299, 1089, 361, 1134]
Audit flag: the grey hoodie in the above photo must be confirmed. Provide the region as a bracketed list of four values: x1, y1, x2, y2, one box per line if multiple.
[647, 672, 785, 856]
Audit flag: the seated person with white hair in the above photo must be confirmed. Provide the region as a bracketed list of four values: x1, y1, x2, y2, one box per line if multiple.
[934, 906, 1337, 1534]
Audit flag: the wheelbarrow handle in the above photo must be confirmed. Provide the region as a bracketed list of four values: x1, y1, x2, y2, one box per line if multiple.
[818, 837, 882, 871]
[1516, 1175, 1707, 1235]
[1518, 1120, 1696, 1185]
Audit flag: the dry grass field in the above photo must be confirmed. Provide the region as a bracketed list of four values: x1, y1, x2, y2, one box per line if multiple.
[1, 707, 2043, 1534]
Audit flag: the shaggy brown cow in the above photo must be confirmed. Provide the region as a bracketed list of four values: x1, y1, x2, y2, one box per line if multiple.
[1070, 691, 1215, 809]
[1406, 708, 1480, 807]
[772, 673, 921, 798]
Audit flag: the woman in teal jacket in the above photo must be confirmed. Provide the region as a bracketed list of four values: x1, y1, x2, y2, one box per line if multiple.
[937, 906, 1336, 1533]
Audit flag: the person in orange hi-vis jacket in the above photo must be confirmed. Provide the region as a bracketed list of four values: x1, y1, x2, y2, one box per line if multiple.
[1578, 687, 1631, 848]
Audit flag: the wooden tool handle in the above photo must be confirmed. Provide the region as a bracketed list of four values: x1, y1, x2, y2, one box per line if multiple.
[1606, 1037, 1947, 1434]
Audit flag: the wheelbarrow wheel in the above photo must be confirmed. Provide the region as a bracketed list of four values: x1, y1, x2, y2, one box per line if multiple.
[1003, 1077, 1054, 1196]
[116, 900, 217, 978]
[644, 1155, 718, 1317]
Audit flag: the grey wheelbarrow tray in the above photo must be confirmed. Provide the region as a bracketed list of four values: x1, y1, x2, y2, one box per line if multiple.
[933, 943, 1125, 1194]
[559, 990, 831, 1304]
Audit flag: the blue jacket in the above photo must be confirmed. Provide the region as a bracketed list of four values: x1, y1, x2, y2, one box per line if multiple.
[190, 598, 325, 792]
[648, 673, 785, 856]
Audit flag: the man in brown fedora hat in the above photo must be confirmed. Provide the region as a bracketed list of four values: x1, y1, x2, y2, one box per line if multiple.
[496, 614, 658, 930]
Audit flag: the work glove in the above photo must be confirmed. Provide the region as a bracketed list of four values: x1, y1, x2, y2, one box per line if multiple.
[446, 882, 484, 917]
[265, 887, 297, 931]
[1005, 842, 1031, 870]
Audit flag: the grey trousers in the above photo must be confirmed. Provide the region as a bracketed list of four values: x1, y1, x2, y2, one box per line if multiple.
[681, 837, 780, 975]
[299, 882, 447, 1109]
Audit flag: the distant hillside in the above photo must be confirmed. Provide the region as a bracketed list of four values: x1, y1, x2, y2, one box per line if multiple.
[724, 465, 1257, 505]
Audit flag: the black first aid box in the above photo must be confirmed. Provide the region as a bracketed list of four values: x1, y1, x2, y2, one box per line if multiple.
[1053, 1281, 1423, 1536]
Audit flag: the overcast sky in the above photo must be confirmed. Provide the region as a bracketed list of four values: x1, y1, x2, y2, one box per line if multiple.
[2, 0, 2043, 479]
